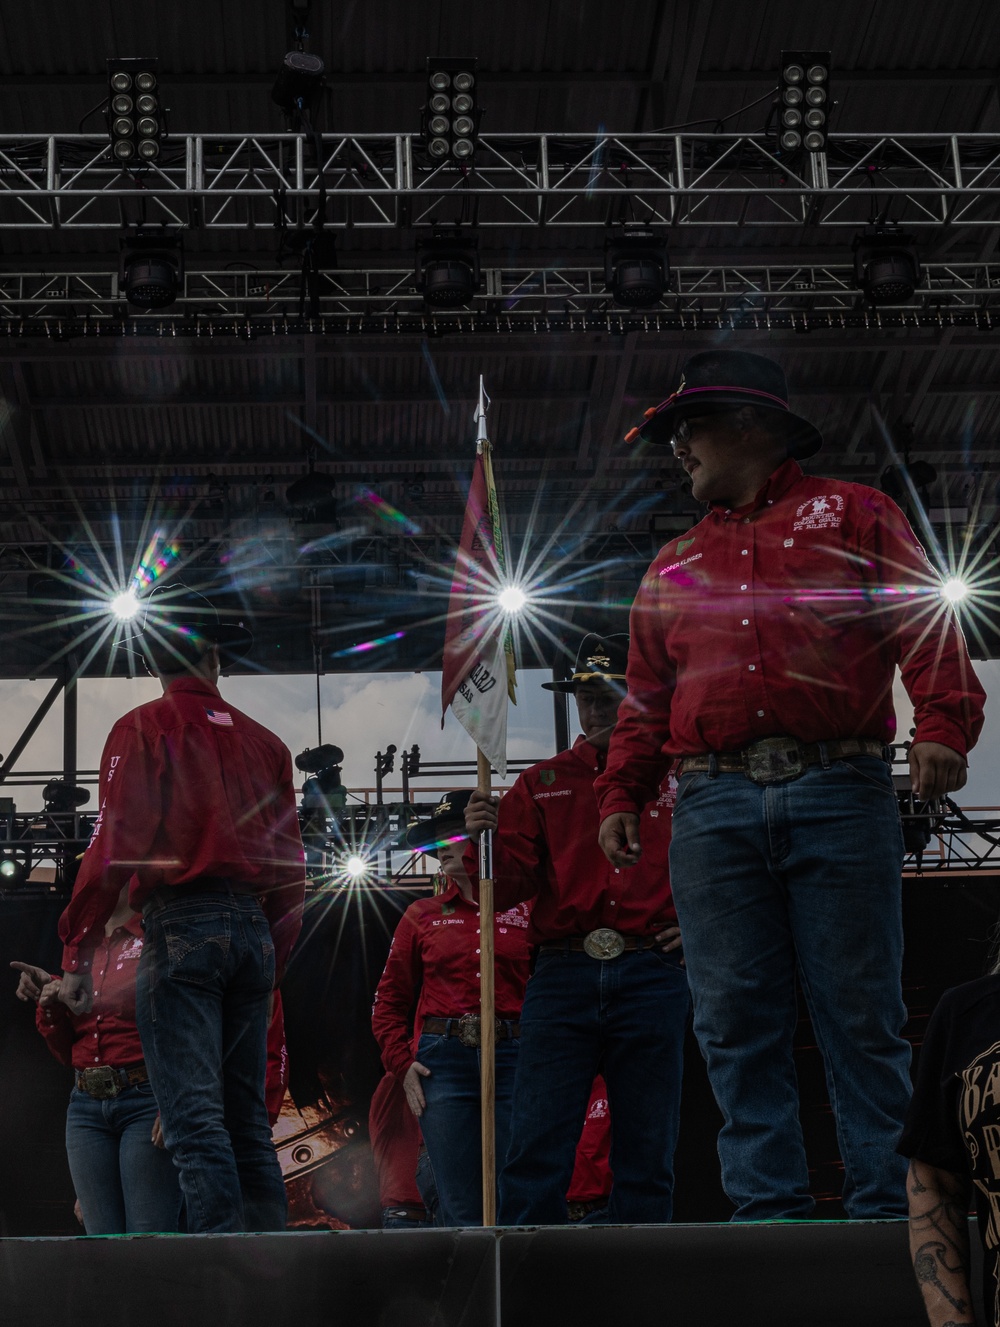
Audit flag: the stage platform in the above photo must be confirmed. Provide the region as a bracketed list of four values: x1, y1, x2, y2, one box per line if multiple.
[1, 1218, 979, 1327]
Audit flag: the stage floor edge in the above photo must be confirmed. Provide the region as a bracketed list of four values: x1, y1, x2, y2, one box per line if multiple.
[0, 1218, 980, 1326]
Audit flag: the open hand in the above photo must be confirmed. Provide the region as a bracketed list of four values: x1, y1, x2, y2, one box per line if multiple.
[403, 1061, 431, 1118]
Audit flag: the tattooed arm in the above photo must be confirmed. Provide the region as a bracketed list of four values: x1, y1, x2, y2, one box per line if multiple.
[907, 1157, 977, 1327]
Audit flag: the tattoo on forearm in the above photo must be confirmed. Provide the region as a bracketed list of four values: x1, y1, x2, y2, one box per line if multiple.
[913, 1241, 969, 1313]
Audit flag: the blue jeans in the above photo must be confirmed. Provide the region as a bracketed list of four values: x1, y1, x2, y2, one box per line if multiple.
[65, 1082, 182, 1234]
[415, 1030, 519, 1227]
[669, 757, 912, 1221]
[499, 947, 690, 1225]
[135, 889, 287, 1234]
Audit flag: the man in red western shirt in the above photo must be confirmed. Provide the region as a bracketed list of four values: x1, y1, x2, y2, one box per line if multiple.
[466, 635, 689, 1225]
[57, 586, 306, 1233]
[597, 349, 986, 1221]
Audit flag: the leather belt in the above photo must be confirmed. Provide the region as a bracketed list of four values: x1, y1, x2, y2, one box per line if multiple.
[75, 1063, 149, 1100]
[679, 737, 886, 785]
[422, 1015, 520, 1048]
[382, 1204, 428, 1222]
[539, 929, 660, 960]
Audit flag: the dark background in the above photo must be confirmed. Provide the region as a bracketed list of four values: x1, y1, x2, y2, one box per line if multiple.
[1, 875, 997, 1235]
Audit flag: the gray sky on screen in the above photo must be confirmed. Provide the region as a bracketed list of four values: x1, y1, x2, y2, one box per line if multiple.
[1, 662, 997, 809]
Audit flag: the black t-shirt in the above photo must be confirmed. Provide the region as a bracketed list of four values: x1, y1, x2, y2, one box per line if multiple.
[898, 974, 1000, 1327]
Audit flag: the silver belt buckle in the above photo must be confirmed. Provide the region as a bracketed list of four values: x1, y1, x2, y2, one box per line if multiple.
[583, 927, 626, 960]
[457, 1014, 482, 1048]
[79, 1066, 121, 1100]
[743, 737, 805, 786]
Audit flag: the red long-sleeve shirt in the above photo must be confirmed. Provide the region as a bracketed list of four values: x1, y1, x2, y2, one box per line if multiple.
[465, 738, 676, 944]
[58, 677, 306, 980]
[371, 881, 531, 1079]
[368, 1072, 425, 1208]
[37, 916, 146, 1070]
[597, 460, 986, 818]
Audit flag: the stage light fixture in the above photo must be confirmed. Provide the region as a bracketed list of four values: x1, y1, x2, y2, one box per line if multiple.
[107, 58, 163, 163]
[345, 854, 367, 880]
[415, 230, 481, 309]
[779, 51, 830, 153]
[109, 587, 140, 621]
[853, 226, 921, 305]
[498, 585, 528, 614]
[271, 50, 326, 119]
[942, 578, 969, 603]
[0, 852, 29, 887]
[422, 57, 480, 161]
[604, 228, 670, 308]
[118, 232, 184, 309]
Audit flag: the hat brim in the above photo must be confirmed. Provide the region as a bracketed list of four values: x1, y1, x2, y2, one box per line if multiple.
[636, 398, 823, 460]
[403, 816, 467, 853]
[541, 674, 627, 694]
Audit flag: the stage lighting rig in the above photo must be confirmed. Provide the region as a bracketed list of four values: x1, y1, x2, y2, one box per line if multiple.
[0, 851, 29, 888]
[853, 225, 921, 305]
[415, 230, 481, 309]
[779, 51, 831, 153]
[422, 57, 480, 161]
[107, 58, 164, 163]
[604, 229, 669, 308]
[41, 781, 91, 813]
[272, 50, 326, 122]
[118, 231, 184, 309]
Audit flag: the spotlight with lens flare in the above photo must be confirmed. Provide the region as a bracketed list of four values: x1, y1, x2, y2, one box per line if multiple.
[110, 588, 141, 621]
[942, 578, 969, 604]
[0, 852, 29, 887]
[497, 584, 529, 614]
[344, 854, 367, 879]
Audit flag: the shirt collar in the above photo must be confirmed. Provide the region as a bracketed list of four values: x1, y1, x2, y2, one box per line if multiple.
[571, 735, 606, 772]
[164, 676, 221, 700]
[709, 457, 804, 518]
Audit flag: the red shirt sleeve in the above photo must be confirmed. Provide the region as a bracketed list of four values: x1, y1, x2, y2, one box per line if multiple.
[371, 907, 423, 1079]
[462, 776, 550, 911]
[866, 495, 986, 758]
[35, 1000, 76, 1067]
[596, 566, 676, 819]
[59, 719, 161, 972]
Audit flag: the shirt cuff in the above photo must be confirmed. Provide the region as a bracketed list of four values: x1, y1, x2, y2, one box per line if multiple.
[910, 721, 970, 760]
[60, 940, 97, 973]
[595, 789, 643, 820]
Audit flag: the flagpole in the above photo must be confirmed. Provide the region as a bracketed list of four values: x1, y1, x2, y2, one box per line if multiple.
[477, 746, 497, 1226]
[474, 375, 498, 1226]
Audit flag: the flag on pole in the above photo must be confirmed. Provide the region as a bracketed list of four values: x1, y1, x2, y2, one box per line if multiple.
[441, 378, 516, 778]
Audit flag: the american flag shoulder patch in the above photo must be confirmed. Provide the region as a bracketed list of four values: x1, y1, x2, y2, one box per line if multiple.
[205, 709, 234, 727]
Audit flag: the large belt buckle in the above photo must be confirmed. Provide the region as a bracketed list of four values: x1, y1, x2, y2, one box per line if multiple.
[742, 737, 805, 786]
[457, 1014, 482, 1048]
[79, 1066, 121, 1100]
[583, 927, 626, 960]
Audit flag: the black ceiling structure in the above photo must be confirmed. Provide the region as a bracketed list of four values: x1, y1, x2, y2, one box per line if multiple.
[1, 0, 1000, 682]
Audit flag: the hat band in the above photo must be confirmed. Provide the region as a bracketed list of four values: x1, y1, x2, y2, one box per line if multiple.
[573, 670, 627, 682]
[665, 384, 790, 412]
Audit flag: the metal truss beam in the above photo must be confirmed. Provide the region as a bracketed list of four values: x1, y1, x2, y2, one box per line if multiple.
[1, 132, 1000, 233]
[3, 257, 1000, 336]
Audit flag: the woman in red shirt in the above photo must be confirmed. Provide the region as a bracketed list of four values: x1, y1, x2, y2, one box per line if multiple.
[371, 791, 531, 1226]
[12, 886, 182, 1234]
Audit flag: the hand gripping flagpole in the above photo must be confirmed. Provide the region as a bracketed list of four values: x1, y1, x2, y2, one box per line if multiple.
[474, 375, 498, 1226]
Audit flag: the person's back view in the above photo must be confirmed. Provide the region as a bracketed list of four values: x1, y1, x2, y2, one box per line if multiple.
[57, 585, 306, 1233]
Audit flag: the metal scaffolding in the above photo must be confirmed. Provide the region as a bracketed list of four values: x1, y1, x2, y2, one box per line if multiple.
[1, 131, 1000, 232]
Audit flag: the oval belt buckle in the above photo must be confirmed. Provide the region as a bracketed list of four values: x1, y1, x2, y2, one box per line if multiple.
[583, 927, 625, 960]
[457, 1013, 482, 1048]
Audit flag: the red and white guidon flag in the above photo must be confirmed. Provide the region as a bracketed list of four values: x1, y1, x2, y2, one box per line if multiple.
[441, 386, 516, 777]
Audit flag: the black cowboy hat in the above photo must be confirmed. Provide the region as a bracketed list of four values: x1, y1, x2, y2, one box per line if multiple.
[137, 582, 254, 665]
[624, 350, 823, 460]
[542, 633, 629, 694]
[403, 789, 475, 854]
